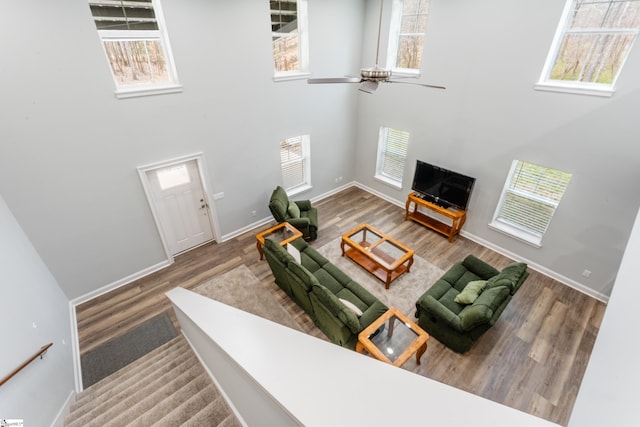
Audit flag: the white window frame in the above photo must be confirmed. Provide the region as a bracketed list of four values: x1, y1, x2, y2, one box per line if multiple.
[89, 0, 181, 98]
[536, 0, 640, 97]
[279, 134, 311, 196]
[271, 0, 310, 81]
[374, 126, 409, 190]
[490, 160, 572, 248]
[386, 0, 430, 77]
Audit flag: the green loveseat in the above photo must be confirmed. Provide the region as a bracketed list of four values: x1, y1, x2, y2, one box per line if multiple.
[262, 237, 388, 349]
[268, 186, 318, 241]
[415, 255, 528, 353]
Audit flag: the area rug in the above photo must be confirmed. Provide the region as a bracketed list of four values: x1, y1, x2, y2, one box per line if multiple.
[316, 238, 444, 317]
[192, 264, 303, 332]
[81, 312, 178, 388]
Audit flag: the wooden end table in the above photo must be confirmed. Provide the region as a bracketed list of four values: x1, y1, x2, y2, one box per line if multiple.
[255, 222, 303, 260]
[356, 308, 429, 368]
[340, 223, 414, 289]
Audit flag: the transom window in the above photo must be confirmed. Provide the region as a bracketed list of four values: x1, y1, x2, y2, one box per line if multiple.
[270, 0, 310, 79]
[490, 161, 572, 247]
[375, 127, 410, 189]
[280, 135, 311, 195]
[537, 0, 640, 96]
[387, 0, 431, 75]
[88, 0, 181, 98]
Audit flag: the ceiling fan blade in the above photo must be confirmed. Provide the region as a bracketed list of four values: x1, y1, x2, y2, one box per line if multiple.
[387, 80, 446, 90]
[307, 77, 361, 84]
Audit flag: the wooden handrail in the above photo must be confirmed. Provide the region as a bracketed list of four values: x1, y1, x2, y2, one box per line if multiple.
[0, 343, 53, 387]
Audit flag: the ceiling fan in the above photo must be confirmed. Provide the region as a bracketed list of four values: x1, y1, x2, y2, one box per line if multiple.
[307, 0, 446, 94]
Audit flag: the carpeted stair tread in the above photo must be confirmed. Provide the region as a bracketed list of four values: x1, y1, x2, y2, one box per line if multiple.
[105, 371, 214, 426]
[180, 395, 240, 427]
[150, 382, 221, 426]
[67, 339, 194, 424]
[67, 360, 203, 427]
[72, 336, 188, 409]
[66, 327, 243, 426]
[68, 341, 192, 424]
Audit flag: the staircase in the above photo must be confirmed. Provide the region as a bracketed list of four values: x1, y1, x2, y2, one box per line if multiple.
[65, 336, 241, 426]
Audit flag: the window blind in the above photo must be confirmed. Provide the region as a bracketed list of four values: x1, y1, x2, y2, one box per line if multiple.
[89, 0, 158, 31]
[497, 161, 571, 236]
[280, 136, 305, 190]
[380, 128, 409, 182]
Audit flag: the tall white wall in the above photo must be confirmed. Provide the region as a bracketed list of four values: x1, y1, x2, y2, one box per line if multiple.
[353, 0, 640, 299]
[568, 206, 640, 426]
[0, 0, 363, 299]
[0, 195, 75, 426]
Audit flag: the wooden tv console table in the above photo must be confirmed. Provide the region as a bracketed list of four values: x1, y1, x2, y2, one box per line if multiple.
[405, 192, 467, 242]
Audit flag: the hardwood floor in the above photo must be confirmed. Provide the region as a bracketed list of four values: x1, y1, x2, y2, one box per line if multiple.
[75, 186, 605, 426]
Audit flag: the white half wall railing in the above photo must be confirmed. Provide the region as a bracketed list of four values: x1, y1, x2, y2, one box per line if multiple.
[166, 287, 560, 427]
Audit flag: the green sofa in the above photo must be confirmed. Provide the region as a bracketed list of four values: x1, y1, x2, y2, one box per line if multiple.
[415, 255, 528, 353]
[268, 186, 318, 241]
[262, 237, 388, 349]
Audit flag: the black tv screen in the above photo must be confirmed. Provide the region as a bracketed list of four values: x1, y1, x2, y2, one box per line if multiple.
[411, 160, 475, 211]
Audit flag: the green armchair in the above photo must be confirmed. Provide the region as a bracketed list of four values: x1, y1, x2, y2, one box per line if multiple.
[268, 186, 318, 241]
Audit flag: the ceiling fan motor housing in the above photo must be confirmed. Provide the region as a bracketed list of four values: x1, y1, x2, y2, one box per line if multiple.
[360, 67, 391, 81]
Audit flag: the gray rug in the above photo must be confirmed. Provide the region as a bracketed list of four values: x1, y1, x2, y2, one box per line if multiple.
[192, 264, 303, 332]
[81, 313, 178, 388]
[316, 238, 444, 316]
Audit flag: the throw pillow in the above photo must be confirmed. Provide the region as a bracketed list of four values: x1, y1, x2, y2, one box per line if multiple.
[454, 280, 488, 305]
[339, 298, 363, 317]
[286, 243, 301, 264]
[287, 201, 301, 218]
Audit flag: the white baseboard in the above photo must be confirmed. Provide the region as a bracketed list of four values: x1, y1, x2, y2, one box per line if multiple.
[50, 390, 75, 427]
[220, 217, 273, 242]
[461, 230, 609, 303]
[70, 259, 173, 307]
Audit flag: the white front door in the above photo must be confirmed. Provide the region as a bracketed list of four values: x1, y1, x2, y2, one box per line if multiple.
[147, 160, 214, 255]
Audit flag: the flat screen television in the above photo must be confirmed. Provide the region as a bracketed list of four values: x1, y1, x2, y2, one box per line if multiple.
[411, 160, 475, 211]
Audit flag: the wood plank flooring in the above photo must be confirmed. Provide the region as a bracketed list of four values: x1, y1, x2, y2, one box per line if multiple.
[75, 186, 605, 426]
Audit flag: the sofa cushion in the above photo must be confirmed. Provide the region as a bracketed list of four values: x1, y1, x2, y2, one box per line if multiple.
[269, 186, 289, 221]
[459, 286, 510, 331]
[264, 239, 294, 264]
[302, 246, 330, 270]
[287, 260, 318, 291]
[311, 283, 361, 333]
[287, 201, 300, 218]
[454, 280, 487, 305]
[339, 298, 363, 317]
[313, 268, 346, 295]
[439, 263, 467, 286]
[487, 262, 527, 292]
[462, 255, 500, 279]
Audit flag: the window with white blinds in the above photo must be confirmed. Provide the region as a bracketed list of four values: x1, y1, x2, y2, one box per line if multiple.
[279, 135, 311, 193]
[88, 0, 180, 97]
[375, 127, 410, 188]
[491, 160, 572, 247]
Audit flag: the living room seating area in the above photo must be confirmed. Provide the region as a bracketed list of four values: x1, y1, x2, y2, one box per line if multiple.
[262, 237, 388, 349]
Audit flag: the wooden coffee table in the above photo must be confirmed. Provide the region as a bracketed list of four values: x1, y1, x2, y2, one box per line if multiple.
[356, 308, 429, 367]
[340, 223, 414, 289]
[256, 222, 303, 260]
